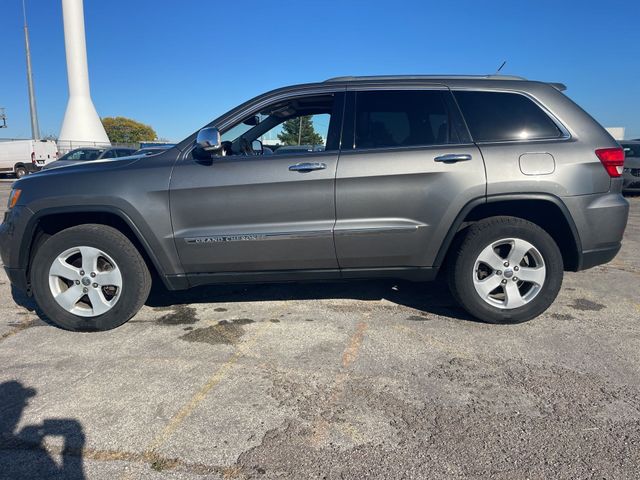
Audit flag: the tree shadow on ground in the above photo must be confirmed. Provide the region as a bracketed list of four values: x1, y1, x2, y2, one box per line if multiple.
[0, 380, 86, 480]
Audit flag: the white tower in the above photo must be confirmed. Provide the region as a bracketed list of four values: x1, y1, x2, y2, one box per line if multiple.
[58, 0, 109, 145]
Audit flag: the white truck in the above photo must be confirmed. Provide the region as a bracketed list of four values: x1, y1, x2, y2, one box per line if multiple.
[0, 139, 58, 178]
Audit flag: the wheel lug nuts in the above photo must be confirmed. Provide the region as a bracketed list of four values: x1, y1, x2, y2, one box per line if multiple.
[93, 283, 98, 288]
[80, 270, 85, 276]
[82, 287, 88, 293]
[501, 279, 507, 284]
[503, 262, 509, 267]
[514, 266, 519, 271]
[496, 270, 502, 275]
[90, 272, 96, 278]
[513, 277, 518, 282]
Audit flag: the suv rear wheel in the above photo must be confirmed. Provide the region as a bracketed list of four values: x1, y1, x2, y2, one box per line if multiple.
[448, 216, 563, 324]
[31, 224, 151, 331]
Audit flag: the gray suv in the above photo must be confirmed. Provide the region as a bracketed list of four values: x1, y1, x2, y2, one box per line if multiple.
[0, 75, 630, 331]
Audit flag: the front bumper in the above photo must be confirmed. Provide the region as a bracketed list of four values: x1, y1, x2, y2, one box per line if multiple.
[3, 267, 29, 293]
[0, 206, 34, 293]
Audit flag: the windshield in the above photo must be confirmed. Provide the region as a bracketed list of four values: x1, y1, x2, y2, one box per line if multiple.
[59, 149, 105, 161]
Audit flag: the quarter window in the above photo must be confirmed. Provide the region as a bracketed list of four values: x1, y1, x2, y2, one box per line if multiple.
[454, 91, 563, 142]
[354, 90, 459, 149]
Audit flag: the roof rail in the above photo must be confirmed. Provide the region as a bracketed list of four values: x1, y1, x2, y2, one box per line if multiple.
[548, 82, 567, 92]
[323, 74, 528, 82]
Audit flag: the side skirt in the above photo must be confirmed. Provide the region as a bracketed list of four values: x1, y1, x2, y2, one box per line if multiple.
[164, 267, 438, 290]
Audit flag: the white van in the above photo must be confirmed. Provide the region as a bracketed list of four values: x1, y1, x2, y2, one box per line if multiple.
[0, 139, 58, 178]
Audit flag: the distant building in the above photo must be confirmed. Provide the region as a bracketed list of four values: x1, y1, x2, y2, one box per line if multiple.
[605, 127, 625, 140]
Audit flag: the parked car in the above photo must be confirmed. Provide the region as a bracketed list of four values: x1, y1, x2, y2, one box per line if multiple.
[621, 141, 640, 193]
[0, 75, 629, 331]
[0, 139, 58, 178]
[133, 146, 172, 156]
[42, 147, 136, 170]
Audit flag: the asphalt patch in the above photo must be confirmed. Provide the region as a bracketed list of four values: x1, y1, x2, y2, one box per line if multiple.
[570, 298, 606, 312]
[551, 313, 576, 321]
[407, 315, 429, 321]
[156, 305, 199, 325]
[214, 307, 228, 312]
[179, 318, 255, 345]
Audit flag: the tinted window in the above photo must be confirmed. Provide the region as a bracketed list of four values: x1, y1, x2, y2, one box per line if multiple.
[116, 149, 135, 157]
[60, 149, 104, 161]
[622, 143, 640, 158]
[101, 150, 117, 159]
[454, 91, 562, 142]
[354, 90, 458, 149]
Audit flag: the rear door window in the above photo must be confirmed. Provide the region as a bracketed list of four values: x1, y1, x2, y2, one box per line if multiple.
[353, 90, 461, 149]
[454, 91, 563, 142]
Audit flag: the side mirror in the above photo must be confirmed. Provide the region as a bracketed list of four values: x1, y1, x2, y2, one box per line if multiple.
[252, 139, 264, 155]
[196, 127, 222, 151]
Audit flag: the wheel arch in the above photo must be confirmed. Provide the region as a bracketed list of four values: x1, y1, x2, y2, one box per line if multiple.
[435, 194, 583, 272]
[22, 206, 170, 289]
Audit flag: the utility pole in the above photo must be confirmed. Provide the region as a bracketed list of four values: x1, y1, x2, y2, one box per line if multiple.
[22, 0, 40, 140]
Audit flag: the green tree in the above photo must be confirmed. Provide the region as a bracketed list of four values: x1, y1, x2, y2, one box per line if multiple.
[101, 117, 157, 144]
[277, 116, 323, 146]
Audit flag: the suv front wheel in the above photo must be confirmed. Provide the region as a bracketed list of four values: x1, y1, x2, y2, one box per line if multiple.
[31, 224, 151, 331]
[448, 216, 563, 324]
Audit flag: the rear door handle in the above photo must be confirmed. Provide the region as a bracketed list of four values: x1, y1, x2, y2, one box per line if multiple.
[434, 153, 472, 163]
[288, 162, 327, 172]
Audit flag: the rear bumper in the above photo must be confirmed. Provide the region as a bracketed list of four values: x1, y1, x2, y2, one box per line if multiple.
[577, 244, 621, 271]
[562, 192, 629, 271]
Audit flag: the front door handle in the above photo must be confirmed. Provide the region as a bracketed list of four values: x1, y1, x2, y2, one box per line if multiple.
[288, 162, 327, 172]
[434, 153, 472, 163]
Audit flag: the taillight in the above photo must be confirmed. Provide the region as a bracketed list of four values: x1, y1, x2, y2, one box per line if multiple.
[595, 147, 624, 178]
[31, 152, 35, 164]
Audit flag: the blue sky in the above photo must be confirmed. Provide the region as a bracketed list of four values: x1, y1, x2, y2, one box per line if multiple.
[1, 0, 639, 141]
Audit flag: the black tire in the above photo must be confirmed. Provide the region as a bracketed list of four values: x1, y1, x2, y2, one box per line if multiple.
[447, 216, 563, 324]
[15, 166, 28, 179]
[31, 224, 151, 331]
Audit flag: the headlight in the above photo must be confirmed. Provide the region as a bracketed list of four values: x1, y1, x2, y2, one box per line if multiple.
[7, 189, 22, 209]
